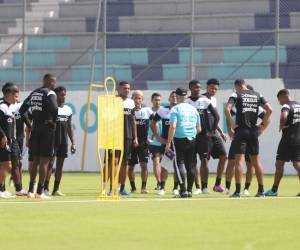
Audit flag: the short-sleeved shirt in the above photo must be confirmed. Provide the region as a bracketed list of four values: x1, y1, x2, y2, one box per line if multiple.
[153, 106, 172, 139]
[228, 90, 267, 129]
[55, 104, 72, 146]
[135, 106, 153, 144]
[281, 101, 300, 145]
[0, 101, 15, 142]
[20, 87, 58, 126]
[123, 98, 135, 139]
[169, 103, 200, 140]
[186, 95, 217, 132]
[13, 102, 25, 140]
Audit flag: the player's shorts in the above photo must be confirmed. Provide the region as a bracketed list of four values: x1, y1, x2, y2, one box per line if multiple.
[17, 137, 24, 155]
[196, 132, 226, 160]
[54, 144, 68, 158]
[210, 133, 227, 159]
[276, 139, 300, 162]
[129, 143, 149, 165]
[228, 139, 251, 163]
[149, 145, 165, 160]
[233, 127, 259, 156]
[30, 123, 55, 158]
[108, 138, 132, 162]
[196, 132, 211, 160]
[0, 139, 21, 162]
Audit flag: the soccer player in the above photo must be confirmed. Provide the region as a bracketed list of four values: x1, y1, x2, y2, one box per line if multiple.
[186, 80, 220, 194]
[128, 90, 152, 194]
[0, 84, 20, 198]
[44, 86, 76, 196]
[151, 91, 177, 195]
[148, 93, 164, 191]
[203, 79, 227, 192]
[20, 73, 58, 199]
[224, 104, 266, 195]
[166, 87, 201, 198]
[113, 81, 138, 195]
[265, 89, 300, 196]
[225, 79, 272, 197]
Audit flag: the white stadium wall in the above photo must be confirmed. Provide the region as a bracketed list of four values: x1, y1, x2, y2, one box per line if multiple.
[20, 79, 298, 174]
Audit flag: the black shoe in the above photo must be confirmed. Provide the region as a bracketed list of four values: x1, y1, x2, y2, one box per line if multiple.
[187, 192, 192, 198]
[230, 192, 241, 198]
[255, 192, 265, 197]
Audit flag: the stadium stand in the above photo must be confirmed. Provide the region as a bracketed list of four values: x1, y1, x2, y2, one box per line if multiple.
[0, 0, 299, 90]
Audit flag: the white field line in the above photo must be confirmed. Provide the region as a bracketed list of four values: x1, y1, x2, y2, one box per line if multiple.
[0, 196, 299, 205]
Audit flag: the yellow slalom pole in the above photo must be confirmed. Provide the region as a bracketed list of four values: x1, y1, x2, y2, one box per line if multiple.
[97, 76, 123, 200]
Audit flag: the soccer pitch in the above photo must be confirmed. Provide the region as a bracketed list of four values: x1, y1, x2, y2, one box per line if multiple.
[0, 173, 299, 250]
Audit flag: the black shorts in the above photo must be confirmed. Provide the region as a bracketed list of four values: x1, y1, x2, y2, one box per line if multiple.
[210, 133, 227, 159]
[197, 132, 226, 160]
[233, 127, 259, 156]
[129, 143, 149, 165]
[228, 139, 251, 163]
[0, 139, 21, 162]
[196, 132, 211, 160]
[276, 139, 300, 162]
[17, 137, 24, 155]
[108, 138, 133, 162]
[149, 145, 165, 160]
[54, 144, 68, 158]
[30, 124, 55, 158]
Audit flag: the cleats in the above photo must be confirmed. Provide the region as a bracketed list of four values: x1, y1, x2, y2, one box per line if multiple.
[52, 190, 65, 196]
[255, 192, 265, 197]
[213, 185, 225, 193]
[119, 190, 129, 196]
[202, 188, 210, 194]
[243, 189, 250, 196]
[193, 188, 202, 195]
[264, 189, 278, 197]
[158, 189, 165, 196]
[230, 192, 241, 198]
[16, 189, 28, 196]
[172, 189, 179, 196]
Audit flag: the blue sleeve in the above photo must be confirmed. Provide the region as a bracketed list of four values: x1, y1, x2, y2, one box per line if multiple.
[169, 109, 177, 124]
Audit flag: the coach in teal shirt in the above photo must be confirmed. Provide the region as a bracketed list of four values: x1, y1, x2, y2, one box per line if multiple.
[166, 88, 201, 198]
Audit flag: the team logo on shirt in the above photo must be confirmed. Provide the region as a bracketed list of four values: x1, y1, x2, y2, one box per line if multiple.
[241, 94, 259, 113]
[292, 104, 300, 124]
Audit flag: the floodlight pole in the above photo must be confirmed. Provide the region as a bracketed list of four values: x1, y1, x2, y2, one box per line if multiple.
[22, 0, 26, 91]
[189, 0, 195, 80]
[90, 0, 102, 83]
[275, 0, 280, 78]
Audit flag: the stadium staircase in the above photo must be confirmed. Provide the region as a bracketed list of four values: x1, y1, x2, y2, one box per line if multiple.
[0, 0, 299, 90]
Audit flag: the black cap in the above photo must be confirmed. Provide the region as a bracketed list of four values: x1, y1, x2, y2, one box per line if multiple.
[175, 87, 187, 97]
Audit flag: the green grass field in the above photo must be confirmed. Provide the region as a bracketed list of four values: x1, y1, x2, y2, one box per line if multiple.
[1, 173, 299, 250]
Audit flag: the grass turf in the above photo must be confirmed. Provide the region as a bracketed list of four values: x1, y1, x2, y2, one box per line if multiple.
[0, 173, 299, 250]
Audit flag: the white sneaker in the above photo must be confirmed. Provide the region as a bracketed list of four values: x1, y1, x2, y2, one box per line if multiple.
[43, 190, 50, 196]
[158, 189, 165, 196]
[243, 189, 250, 196]
[202, 188, 210, 194]
[27, 192, 35, 198]
[16, 189, 28, 196]
[35, 193, 51, 200]
[172, 189, 179, 196]
[223, 188, 231, 195]
[3, 191, 16, 198]
[52, 190, 65, 196]
[193, 188, 202, 195]
[0, 191, 11, 199]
